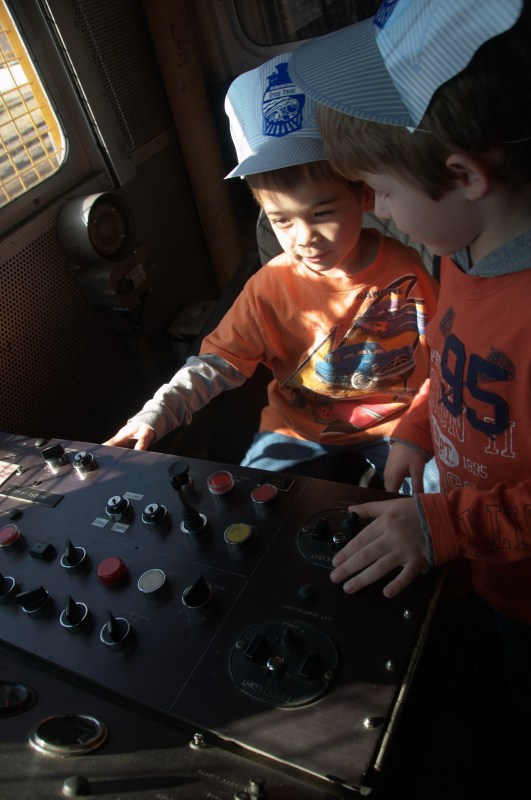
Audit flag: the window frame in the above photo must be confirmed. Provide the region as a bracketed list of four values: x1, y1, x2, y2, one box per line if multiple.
[2, 0, 134, 234]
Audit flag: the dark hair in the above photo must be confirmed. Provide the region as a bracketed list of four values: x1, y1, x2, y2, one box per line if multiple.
[245, 159, 362, 204]
[317, 4, 531, 199]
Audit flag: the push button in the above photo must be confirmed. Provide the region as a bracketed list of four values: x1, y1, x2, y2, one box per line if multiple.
[96, 556, 128, 586]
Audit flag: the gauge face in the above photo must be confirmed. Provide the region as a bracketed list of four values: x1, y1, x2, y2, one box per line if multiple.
[29, 714, 107, 756]
[0, 682, 37, 717]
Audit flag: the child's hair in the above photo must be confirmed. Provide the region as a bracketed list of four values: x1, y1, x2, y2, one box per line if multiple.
[245, 159, 362, 205]
[317, 3, 531, 200]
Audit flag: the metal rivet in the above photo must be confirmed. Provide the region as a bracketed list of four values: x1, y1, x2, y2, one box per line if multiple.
[189, 732, 207, 749]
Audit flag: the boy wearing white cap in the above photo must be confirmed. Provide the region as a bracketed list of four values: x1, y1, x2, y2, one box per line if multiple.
[105, 53, 437, 484]
[291, 0, 531, 721]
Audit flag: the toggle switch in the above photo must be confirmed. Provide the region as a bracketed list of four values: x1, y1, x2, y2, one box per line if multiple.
[39, 442, 68, 469]
[171, 481, 207, 539]
[0, 572, 17, 603]
[60, 595, 90, 632]
[60, 539, 88, 572]
[100, 611, 131, 648]
[181, 575, 212, 609]
[16, 586, 52, 617]
[280, 627, 300, 652]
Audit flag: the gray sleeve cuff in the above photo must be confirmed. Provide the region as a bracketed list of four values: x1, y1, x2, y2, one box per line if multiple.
[414, 493, 435, 568]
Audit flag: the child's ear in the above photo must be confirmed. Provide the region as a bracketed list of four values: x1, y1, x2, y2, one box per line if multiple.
[362, 184, 375, 211]
[445, 152, 492, 200]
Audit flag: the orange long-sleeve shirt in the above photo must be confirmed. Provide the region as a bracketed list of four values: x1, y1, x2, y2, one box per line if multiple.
[393, 252, 531, 623]
[202, 230, 438, 445]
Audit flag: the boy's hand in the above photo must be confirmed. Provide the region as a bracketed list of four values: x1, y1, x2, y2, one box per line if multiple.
[384, 443, 427, 493]
[103, 422, 155, 451]
[330, 498, 428, 598]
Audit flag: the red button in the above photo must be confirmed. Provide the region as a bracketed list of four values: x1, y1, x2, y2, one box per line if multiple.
[251, 484, 278, 505]
[97, 556, 128, 586]
[207, 470, 234, 495]
[0, 524, 21, 548]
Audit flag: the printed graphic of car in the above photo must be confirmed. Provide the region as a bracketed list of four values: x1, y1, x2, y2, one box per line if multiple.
[315, 341, 415, 389]
[355, 302, 420, 338]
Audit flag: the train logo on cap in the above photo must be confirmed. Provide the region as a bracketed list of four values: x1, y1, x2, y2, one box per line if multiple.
[262, 62, 305, 137]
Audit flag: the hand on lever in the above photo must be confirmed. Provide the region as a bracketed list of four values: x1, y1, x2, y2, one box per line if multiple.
[330, 497, 429, 598]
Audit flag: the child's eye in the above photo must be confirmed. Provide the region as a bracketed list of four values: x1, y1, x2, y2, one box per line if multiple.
[314, 209, 335, 219]
[271, 217, 290, 228]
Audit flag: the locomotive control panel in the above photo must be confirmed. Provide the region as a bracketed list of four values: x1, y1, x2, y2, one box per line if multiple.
[0, 432, 439, 799]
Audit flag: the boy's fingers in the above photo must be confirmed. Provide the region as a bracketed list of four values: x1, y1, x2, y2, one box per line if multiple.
[347, 500, 387, 518]
[382, 562, 421, 598]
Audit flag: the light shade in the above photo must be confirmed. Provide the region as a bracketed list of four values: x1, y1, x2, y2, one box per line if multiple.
[56, 192, 137, 263]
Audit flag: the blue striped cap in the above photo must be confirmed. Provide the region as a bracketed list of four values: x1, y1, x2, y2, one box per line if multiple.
[225, 52, 326, 178]
[290, 0, 523, 128]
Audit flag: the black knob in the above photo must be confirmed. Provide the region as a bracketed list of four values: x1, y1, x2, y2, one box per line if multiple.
[100, 611, 131, 647]
[182, 575, 212, 609]
[40, 442, 67, 468]
[60, 596, 90, 631]
[61, 539, 87, 571]
[341, 511, 361, 534]
[168, 460, 191, 488]
[280, 627, 300, 652]
[16, 585, 51, 615]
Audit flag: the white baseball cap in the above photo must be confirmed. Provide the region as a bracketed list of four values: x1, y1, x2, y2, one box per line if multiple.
[225, 52, 326, 179]
[290, 0, 523, 129]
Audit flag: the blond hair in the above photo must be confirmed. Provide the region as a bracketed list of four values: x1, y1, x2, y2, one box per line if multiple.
[317, 4, 531, 200]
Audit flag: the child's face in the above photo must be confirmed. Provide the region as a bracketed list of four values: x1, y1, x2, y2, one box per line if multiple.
[259, 176, 369, 276]
[360, 171, 482, 257]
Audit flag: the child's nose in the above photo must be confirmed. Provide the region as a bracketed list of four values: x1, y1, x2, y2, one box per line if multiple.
[296, 220, 317, 245]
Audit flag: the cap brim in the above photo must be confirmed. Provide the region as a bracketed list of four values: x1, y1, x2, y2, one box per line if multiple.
[225, 137, 326, 179]
[289, 18, 414, 127]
